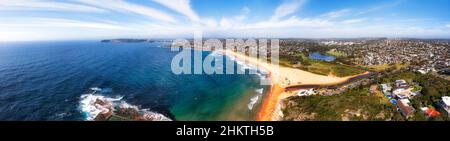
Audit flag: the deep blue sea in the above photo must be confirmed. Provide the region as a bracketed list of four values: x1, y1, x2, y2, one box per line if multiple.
[0, 41, 269, 121]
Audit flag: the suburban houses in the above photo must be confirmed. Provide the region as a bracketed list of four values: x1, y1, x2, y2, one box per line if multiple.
[398, 99, 415, 118]
[440, 96, 450, 117]
[381, 80, 420, 118]
[276, 38, 448, 121]
[420, 107, 441, 118]
[379, 79, 450, 119]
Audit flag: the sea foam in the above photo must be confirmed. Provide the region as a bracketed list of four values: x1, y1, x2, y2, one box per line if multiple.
[79, 89, 171, 121]
[248, 88, 264, 110]
[79, 94, 122, 121]
[248, 95, 260, 110]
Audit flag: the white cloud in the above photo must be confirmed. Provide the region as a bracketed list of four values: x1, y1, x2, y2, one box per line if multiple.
[152, 0, 200, 22]
[271, 0, 307, 21]
[320, 9, 351, 19]
[217, 17, 247, 30]
[77, 0, 176, 23]
[0, 31, 43, 42]
[0, 18, 128, 30]
[1, 0, 448, 41]
[197, 6, 251, 30]
[0, 0, 105, 13]
[243, 16, 332, 29]
[0, 17, 137, 41]
[356, 0, 404, 15]
[341, 18, 367, 24]
[219, 18, 233, 29]
[241, 7, 251, 14]
[226, 0, 316, 31]
[201, 18, 218, 28]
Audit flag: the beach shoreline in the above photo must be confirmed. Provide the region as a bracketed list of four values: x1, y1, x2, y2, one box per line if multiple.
[220, 49, 370, 121]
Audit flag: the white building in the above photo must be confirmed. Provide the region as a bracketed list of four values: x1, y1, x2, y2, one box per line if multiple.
[441, 96, 450, 116]
[417, 69, 427, 74]
[395, 80, 409, 88]
[381, 83, 392, 92]
[393, 88, 409, 99]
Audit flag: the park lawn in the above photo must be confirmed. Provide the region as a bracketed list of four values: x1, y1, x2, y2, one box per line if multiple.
[305, 61, 365, 77]
[394, 63, 410, 70]
[280, 52, 365, 77]
[365, 64, 391, 72]
[331, 64, 365, 77]
[326, 49, 347, 57]
[305, 61, 332, 76]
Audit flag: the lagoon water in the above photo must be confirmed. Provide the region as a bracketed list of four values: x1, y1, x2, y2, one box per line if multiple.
[0, 41, 269, 121]
[309, 52, 336, 62]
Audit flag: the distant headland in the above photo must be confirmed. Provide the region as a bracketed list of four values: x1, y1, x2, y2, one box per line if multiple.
[101, 39, 173, 43]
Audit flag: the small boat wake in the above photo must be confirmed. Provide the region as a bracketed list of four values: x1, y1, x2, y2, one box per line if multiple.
[79, 87, 172, 121]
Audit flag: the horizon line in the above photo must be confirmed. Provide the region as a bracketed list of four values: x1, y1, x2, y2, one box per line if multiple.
[3, 37, 450, 42]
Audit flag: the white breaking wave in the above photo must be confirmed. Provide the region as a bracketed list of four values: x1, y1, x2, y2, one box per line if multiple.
[140, 109, 172, 121]
[79, 90, 171, 121]
[247, 95, 260, 110]
[80, 94, 123, 121]
[227, 54, 268, 79]
[255, 88, 264, 94]
[117, 101, 172, 121]
[248, 88, 264, 110]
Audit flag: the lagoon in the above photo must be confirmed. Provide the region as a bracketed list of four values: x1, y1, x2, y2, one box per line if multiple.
[309, 52, 336, 62]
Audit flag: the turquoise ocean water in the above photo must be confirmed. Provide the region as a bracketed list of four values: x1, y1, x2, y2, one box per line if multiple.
[0, 41, 269, 121]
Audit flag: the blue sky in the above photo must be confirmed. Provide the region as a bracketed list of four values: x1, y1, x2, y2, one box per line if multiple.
[0, 0, 449, 41]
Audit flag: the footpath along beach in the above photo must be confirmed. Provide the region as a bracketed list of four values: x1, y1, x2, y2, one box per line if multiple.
[220, 49, 370, 121]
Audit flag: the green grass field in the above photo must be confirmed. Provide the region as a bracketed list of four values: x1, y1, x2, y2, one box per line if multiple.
[326, 49, 347, 57]
[280, 52, 365, 77]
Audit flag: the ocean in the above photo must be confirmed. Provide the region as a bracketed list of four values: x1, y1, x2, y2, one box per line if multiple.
[0, 41, 269, 121]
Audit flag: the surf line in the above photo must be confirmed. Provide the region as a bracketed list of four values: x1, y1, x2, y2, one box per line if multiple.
[219, 49, 282, 121]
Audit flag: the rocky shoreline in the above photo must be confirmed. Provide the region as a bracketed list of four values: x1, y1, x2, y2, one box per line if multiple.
[80, 89, 172, 121]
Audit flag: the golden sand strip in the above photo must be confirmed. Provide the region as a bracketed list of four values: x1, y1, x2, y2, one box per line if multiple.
[220, 49, 369, 121]
[221, 50, 359, 87]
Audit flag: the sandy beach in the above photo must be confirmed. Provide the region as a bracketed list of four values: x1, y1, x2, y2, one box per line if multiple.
[221, 49, 369, 121]
[221, 50, 363, 87]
